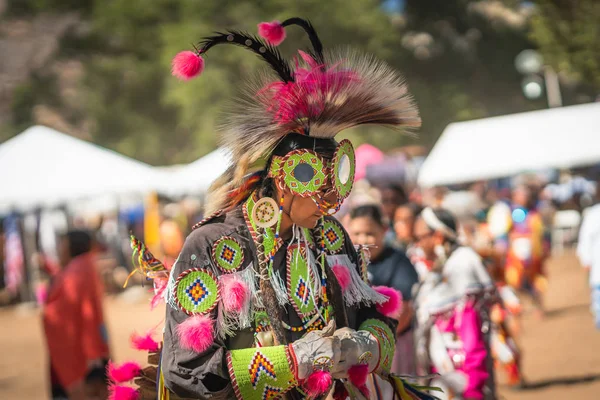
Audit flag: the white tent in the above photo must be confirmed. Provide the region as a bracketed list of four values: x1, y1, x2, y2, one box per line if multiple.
[418, 102, 600, 187]
[160, 148, 231, 198]
[0, 126, 163, 212]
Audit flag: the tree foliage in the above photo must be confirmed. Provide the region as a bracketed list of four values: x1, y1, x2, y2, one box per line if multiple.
[4, 0, 591, 165]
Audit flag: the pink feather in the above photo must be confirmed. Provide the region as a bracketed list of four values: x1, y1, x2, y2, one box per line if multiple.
[130, 331, 160, 353]
[258, 51, 360, 125]
[150, 277, 168, 310]
[348, 364, 369, 387]
[171, 51, 204, 80]
[108, 385, 139, 400]
[258, 21, 286, 46]
[177, 314, 214, 353]
[373, 286, 403, 318]
[107, 361, 142, 383]
[303, 370, 333, 397]
[331, 264, 351, 292]
[220, 276, 250, 313]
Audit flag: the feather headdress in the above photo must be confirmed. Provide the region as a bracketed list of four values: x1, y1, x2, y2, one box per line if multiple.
[172, 18, 420, 212]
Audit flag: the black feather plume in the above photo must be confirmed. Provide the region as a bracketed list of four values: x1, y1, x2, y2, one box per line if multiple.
[198, 30, 294, 82]
[281, 18, 324, 64]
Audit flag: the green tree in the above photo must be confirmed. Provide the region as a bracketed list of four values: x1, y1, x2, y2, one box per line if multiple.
[529, 0, 600, 89]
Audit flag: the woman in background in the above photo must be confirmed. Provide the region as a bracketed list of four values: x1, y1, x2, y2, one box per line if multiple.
[348, 204, 420, 375]
[43, 230, 110, 400]
[413, 207, 496, 400]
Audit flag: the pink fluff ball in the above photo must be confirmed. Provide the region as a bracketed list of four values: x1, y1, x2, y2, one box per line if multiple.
[221, 277, 250, 313]
[107, 361, 142, 383]
[373, 286, 403, 318]
[171, 51, 204, 80]
[303, 370, 333, 397]
[258, 21, 286, 46]
[177, 314, 214, 353]
[331, 264, 351, 292]
[130, 331, 160, 353]
[348, 364, 369, 387]
[108, 385, 139, 400]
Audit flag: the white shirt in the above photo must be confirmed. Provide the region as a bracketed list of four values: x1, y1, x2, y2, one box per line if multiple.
[443, 246, 494, 297]
[577, 204, 600, 287]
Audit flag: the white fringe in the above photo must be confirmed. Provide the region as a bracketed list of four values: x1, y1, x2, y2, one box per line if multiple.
[327, 254, 388, 306]
[216, 266, 258, 339]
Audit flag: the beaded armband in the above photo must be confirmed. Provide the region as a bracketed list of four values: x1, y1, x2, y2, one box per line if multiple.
[227, 345, 297, 400]
[358, 319, 395, 374]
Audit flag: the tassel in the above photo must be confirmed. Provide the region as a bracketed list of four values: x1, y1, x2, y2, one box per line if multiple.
[258, 21, 286, 46]
[108, 384, 139, 400]
[107, 361, 142, 383]
[270, 270, 290, 306]
[331, 264, 351, 292]
[220, 275, 250, 313]
[177, 314, 214, 353]
[373, 286, 403, 318]
[303, 370, 333, 397]
[327, 255, 388, 306]
[171, 51, 204, 80]
[130, 331, 160, 353]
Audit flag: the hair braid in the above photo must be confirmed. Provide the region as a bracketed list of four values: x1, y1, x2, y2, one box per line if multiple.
[256, 230, 287, 345]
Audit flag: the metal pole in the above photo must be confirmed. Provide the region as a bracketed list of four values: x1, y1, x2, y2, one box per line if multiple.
[544, 65, 563, 108]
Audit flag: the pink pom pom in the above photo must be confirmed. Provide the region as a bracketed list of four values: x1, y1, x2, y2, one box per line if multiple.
[107, 361, 142, 383]
[171, 51, 204, 80]
[258, 21, 286, 46]
[373, 286, 403, 318]
[331, 264, 351, 292]
[303, 370, 333, 397]
[130, 331, 160, 353]
[348, 364, 369, 388]
[220, 276, 250, 313]
[177, 314, 214, 353]
[108, 385, 139, 400]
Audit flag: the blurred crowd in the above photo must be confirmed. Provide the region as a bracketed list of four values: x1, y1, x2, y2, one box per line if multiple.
[2, 166, 600, 400]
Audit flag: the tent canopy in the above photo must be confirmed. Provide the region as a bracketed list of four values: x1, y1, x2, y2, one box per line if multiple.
[160, 148, 231, 198]
[418, 102, 600, 187]
[0, 126, 162, 212]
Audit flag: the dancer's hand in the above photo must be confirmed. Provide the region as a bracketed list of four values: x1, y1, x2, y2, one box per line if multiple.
[330, 327, 380, 378]
[290, 320, 341, 380]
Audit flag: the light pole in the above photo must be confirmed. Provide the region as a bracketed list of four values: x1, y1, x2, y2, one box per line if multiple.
[515, 49, 562, 108]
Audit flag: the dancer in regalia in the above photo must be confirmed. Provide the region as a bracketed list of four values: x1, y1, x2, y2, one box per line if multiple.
[106, 17, 443, 400]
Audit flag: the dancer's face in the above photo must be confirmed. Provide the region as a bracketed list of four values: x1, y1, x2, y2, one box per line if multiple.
[281, 185, 339, 229]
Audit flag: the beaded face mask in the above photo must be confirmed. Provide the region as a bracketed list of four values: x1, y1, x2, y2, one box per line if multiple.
[268, 139, 356, 207]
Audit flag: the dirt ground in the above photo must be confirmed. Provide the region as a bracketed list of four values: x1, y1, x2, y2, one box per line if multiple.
[1, 251, 599, 399]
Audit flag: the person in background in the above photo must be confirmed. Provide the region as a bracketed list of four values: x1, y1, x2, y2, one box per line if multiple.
[495, 185, 549, 318]
[43, 230, 110, 400]
[380, 184, 409, 244]
[348, 204, 420, 375]
[394, 202, 422, 251]
[577, 182, 600, 329]
[412, 207, 496, 400]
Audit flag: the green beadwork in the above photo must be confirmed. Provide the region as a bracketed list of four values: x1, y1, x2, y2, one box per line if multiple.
[332, 139, 355, 200]
[281, 150, 327, 198]
[212, 236, 244, 273]
[359, 318, 395, 373]
[322, 220, 345, 254]
[287, 245, 318, 318]
[228, 346, 296, 400]
[174, 268, 220, 315]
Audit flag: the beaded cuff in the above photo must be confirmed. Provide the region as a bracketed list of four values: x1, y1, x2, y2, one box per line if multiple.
[227, 345, 297, 400]
[359, 319, 395, 374]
